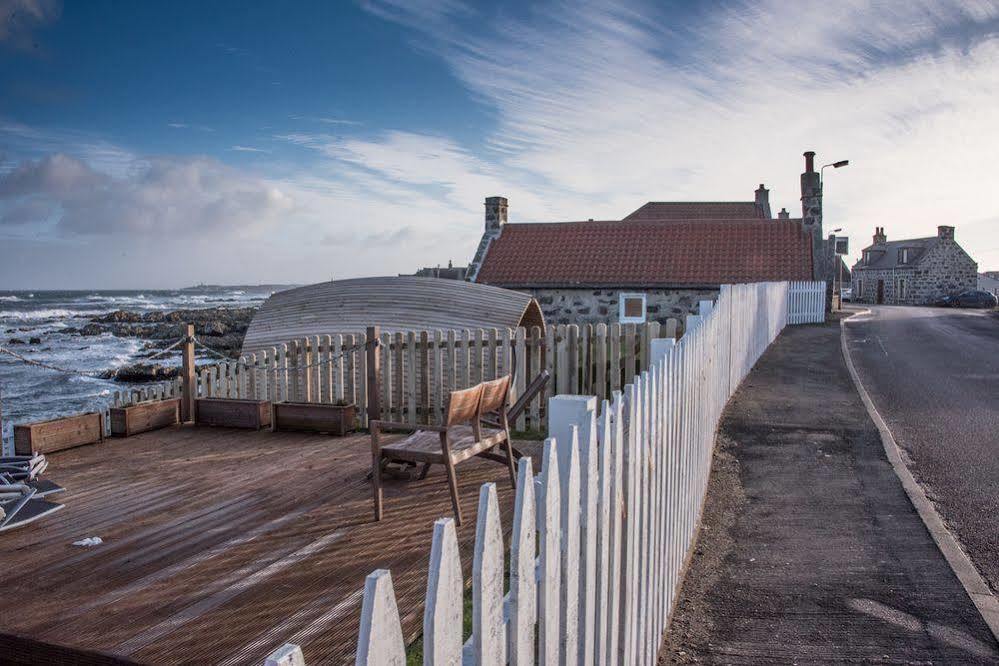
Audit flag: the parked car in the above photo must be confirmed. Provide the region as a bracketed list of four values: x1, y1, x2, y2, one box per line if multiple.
[840, 287, 853, 302]
[936, 290, 999, 308]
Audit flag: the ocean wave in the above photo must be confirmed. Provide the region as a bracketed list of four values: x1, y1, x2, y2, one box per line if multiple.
[0, 296, 20, 302]
[0, 308, 88, 320]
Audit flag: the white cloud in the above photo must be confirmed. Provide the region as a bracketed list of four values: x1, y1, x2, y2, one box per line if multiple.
[0, 153, 293, 237]
[231, 145, 270, 153]
[355, 0, 999, 268]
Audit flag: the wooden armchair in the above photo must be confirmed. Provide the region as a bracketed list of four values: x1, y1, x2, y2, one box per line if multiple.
[370, 375, 516, 525]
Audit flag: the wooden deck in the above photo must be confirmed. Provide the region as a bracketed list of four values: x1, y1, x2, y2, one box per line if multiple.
[0, 424, 532, 665]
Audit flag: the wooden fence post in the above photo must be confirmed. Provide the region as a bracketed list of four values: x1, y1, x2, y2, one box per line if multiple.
[181, 323, 195, 422]
[366, 326, 381, 423]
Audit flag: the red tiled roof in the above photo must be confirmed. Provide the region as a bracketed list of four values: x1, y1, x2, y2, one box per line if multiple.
[625, 201, 765, 220]
[475, 219, 813, 287]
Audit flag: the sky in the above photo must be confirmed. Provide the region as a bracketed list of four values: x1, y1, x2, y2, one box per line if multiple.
[1, 0, 998, 289]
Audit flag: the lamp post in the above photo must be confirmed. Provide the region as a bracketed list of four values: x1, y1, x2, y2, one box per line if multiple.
[833, 227, 843, 311]
[821, 160, 850, 311]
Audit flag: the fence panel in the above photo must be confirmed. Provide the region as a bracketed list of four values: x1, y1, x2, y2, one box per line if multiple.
[267, 281, 797, 666]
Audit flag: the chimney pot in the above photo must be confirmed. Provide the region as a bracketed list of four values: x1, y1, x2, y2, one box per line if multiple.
[873, 226, 886, 244]
[938, 225, 954, 240]
[804, 151, 816, 173]
[778, 207, 790, 219]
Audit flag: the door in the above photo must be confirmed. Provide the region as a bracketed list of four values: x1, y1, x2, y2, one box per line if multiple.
[876, 280, 884, 304]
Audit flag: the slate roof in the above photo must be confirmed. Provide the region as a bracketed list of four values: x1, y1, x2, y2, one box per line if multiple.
[624, 201, 766, 221]
[475, 219, 814, 287]
[852, 237, 936, 271]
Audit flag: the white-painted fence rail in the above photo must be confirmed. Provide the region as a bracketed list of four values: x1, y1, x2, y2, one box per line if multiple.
[262, 280, 814, 665]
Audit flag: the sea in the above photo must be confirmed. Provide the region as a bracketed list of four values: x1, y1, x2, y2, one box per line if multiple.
[0, 287, 278, 454]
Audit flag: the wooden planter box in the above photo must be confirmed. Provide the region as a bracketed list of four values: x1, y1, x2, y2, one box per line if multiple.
[195, 398, 271, 430]
[271, 402, 357, 436]
[14, 412, 104, 455]
[110, 398, 180, 438]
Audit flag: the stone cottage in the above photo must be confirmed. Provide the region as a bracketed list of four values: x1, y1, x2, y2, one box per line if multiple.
[466, 153, 833, 326]
[850, 226, 977, 305]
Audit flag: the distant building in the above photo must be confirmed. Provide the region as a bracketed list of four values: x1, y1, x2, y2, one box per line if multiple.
[850, 226, 977, 305]
[467, 153, 827, 326]
[407, 261, 468, 281]
[979, 272, 999, 298]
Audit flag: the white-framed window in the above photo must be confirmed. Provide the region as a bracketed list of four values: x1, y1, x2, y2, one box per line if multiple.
[618, 293, 647, 324]
[897, 277, 907, 301]
[857, 279, 863, 298]
[899, 248, 910, 264]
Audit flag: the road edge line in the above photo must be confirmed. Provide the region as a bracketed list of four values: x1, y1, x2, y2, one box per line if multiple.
[840, 309, 999, 643]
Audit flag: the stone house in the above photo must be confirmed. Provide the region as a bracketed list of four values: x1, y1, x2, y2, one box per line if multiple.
[850, 226, 977, 305]
[466, 155, 827, 326]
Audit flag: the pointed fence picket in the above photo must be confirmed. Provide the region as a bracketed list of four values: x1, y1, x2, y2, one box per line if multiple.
[259, 280, 816, 666]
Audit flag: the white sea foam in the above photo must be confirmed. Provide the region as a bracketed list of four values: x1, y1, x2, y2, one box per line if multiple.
[0, 308, 86, 320]
[0, 296, 20, 302]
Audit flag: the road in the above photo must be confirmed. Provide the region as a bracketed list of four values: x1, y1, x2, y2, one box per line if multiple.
[843, 305, 999, 595]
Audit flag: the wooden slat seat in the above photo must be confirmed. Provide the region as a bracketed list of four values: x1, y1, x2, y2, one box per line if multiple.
[371, 376, 515, 525]
[381, 426, 505, 465]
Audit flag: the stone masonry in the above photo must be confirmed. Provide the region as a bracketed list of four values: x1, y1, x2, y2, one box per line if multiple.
[522, 287, 719, 328]
[851, 225, 977, 305]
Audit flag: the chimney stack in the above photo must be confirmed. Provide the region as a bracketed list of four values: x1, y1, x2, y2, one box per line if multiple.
[755, 184, 772, 218]
[484, 196, 508, 232]
[800, 151, 821, 229]
[777, 207, 790, 219]
[873, 226, 886, 244]
[937, 225, 954, 240]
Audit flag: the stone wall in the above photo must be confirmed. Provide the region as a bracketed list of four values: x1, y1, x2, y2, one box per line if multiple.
[516, 287, 719, 328]
[851, 240, 977, 305]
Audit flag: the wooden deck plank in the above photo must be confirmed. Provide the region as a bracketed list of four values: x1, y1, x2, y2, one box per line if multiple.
[0, 424, 531, 665]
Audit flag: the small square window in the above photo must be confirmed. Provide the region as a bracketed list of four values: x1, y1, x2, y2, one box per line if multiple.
[619, 293, 647, 324]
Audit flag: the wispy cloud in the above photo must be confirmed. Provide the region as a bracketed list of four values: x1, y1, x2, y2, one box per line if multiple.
[355, 0, 999, 266]
[167, 122, 215, 132]
[231, 145, 270, 153]
[0, 0, 60, 50]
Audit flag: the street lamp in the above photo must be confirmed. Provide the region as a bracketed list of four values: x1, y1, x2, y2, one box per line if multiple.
[821, 158, 851, 311]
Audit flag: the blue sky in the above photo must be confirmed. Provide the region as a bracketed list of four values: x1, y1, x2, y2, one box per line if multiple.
[2, 0, 998, 288]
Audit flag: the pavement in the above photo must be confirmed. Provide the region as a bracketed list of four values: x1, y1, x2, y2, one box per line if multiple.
[842, 305, 999, 597]
[660, 315, 999, 664]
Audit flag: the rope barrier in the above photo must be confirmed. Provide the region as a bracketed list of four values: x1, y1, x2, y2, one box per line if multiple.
[192, 337, 369, 371]
[0, 346, 110, 378]
[0, 335, 188, 378]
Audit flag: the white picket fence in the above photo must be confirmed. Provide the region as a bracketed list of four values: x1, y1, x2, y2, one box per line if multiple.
[262, 281, 804, 666]
[787, 280, 825, 324]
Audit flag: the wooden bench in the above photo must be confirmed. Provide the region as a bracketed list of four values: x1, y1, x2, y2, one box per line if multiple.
[370, 375, 516, 526]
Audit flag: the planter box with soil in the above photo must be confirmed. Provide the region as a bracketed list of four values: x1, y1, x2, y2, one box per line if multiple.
[195, 398, 271, 430]
[110, 398, 181, 437]
[271, 402, 357, 436]
[14, 412, 105, 455]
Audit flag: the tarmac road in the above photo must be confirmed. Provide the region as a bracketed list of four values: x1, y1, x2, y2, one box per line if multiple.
[843, 305, 999, 595]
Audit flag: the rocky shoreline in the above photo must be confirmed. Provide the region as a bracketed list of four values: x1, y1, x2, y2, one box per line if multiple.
[6, 307, 256, 383]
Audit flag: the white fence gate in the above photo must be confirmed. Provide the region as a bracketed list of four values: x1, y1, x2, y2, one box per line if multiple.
[262, 281, 808, 666]
[787, 280, 825, 324]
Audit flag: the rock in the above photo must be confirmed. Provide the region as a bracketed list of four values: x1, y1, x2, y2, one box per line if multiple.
[28, 336, 42, 344]
[7, 337, 24, 345]
[80, 323, 103, 336]
[104, 363, 181, 382]
[93, 310, 145, 323]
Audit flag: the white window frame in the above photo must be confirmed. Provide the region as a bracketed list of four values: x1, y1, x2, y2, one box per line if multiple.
[619, 292, 647, 324]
